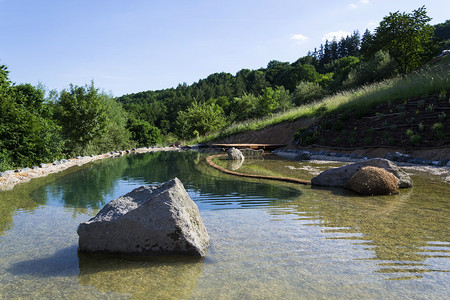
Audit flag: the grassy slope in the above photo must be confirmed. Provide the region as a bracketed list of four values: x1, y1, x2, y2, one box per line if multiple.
[190, 55, 450, 146]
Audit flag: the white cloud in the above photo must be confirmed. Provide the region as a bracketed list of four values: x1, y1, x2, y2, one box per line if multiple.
[290, 34, 309, 44]
[322, 30, 351, 42]
[349, 0, 369, 9]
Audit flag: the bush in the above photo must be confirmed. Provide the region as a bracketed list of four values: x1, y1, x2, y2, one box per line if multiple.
[176, 101, 227, 139]
[344, 50, 397, 88]
[127, 119, 162, 147]
[292, 82, 325, 106]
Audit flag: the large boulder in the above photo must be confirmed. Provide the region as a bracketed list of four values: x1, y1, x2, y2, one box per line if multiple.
[345, 166, 399, 196]
[311, 158, 413, 188]
[77, 178, 210, 257]
[227, 147, 245, 161]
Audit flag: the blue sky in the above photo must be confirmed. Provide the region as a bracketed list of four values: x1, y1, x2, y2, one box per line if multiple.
[1, 0, 448, 96]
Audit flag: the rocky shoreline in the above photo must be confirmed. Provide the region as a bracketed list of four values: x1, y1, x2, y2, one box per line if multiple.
[0, 147, 181, 191]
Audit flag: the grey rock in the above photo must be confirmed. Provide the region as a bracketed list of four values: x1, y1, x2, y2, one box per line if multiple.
[227, 147, 245, 161]
[294, 151, 311, 161]
[60, 159, 68, 163]
[39, 163, 47, 168]
[21, 167, 31, 172]
[311, 158, 413, 188]
[77, 156, 83, 159]
[0, 170, 14, 176]
[389, 151, 412, 162]
[77, 178, 210, 257]
[90, 154, 95, 157]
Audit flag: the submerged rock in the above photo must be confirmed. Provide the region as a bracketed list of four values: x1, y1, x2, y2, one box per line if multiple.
[227, 147, 245, 161]
[311, 158, 413, 188]
[77, 178, 210, 257]
[345, 166, 399, 196]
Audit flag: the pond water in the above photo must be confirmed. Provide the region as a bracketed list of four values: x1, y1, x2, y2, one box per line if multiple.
[0, 151, 449, 299]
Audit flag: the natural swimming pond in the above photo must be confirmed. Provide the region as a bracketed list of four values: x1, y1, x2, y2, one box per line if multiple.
[0, 151, 449, 299]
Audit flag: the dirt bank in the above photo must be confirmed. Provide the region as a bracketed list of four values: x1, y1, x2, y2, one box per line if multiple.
[210, 117, 450, 161]
[212, 118, 317, 145]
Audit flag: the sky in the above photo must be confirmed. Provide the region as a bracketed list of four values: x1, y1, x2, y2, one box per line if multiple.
[0, 0, 448, 97]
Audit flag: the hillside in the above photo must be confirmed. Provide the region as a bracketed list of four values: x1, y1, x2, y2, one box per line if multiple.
[206, 55, 450, 161]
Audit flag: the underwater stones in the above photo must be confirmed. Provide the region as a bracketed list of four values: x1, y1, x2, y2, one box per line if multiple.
[77, 178, 210, 257]
[345, 166, 399, 196]
[227, 147, 245, 161]
[311, 158, 413, 188]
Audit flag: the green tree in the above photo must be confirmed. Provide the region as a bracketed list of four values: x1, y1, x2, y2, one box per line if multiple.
[54, 82, 108, 155]
[176, 102, 227, 139]
[0, 65, 63, 169]
[374, 6, 436, 74]
[292, 82, 325, 106]
[96, 94, 134, 152]
[230, 93, 259, 121]
[127, 118, 162, 147]
[344, 50, 397, 87]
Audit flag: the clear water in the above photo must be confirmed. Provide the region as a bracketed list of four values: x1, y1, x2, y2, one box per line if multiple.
[0, 151, 449, 299]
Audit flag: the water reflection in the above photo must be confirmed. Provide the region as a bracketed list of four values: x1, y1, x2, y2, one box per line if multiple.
[29, 151, 302, 211]
[270, 180, 450, 279]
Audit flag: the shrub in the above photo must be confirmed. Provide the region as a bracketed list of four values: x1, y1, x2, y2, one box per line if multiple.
[292, 81, 325, 106]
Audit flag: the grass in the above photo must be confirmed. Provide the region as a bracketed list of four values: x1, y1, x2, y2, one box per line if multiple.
[188, 55, 450, 145]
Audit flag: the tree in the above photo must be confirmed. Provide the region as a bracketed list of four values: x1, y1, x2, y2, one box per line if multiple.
[0, 65, 63, 168]
[343, 50, 397, 88]
[374, 6, 436, 74]
[127, 118, 161, 147]
[292, 82, 325, 106]
[53, 82, 108, 154]
[176, 102, 226, 139]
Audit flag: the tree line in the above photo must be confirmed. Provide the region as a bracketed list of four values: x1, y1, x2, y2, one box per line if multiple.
[1, 6, 449, 171]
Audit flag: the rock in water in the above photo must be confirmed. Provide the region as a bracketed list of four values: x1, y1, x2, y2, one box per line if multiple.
[311, 158, 412, 188]
[227, 147, 245, 161]
[77, 178, 210, 257]
[345, 166, 399, 196]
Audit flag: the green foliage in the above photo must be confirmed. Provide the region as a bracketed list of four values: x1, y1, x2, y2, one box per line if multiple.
[53, 82, 108, 154]
[0, 149, 13, 171]
[344, 51, 397, 87]
[325, 56, 360, 90]
[292, 82, 325, 105]
[374, 6, 437, 74]
[53, 82, 133, 156]
[434, 20, 450, 42]
[230, 93, 259, 121]
[97, 94, 134, 151]
[176, 101, 227, 139]
[127, 119, 162, 147]
[0, 66, 64, 169]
